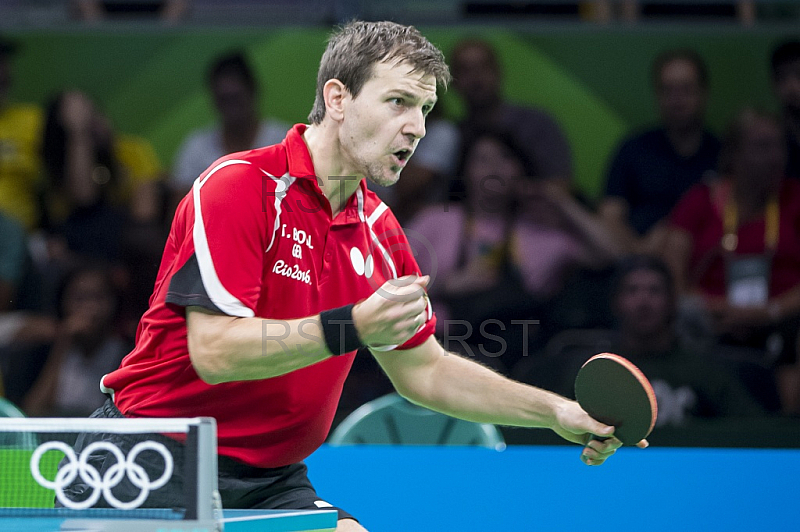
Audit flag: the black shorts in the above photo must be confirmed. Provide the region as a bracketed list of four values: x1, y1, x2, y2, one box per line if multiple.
[58, 399, 354, 522]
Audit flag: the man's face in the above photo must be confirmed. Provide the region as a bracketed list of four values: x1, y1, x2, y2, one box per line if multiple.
[338, 60, 437, 187]
[63, 272, 117, 340]
[656, 59, 706, 131]
[734, 116, 786, 188]
[774, 58, 800, 116]
[451, 45, 501, 111]
[212, 73, 257, 128]
[614, 270, 672, 339]
[464, 136, 524, 214]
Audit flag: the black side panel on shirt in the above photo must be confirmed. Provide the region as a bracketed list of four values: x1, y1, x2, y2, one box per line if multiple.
[166, 253, 224, 314]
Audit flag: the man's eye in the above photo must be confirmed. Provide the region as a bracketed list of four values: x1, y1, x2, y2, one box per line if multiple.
[390, 98, 404, 106]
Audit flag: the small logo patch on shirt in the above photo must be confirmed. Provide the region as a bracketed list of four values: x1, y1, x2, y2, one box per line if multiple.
[350, 247, 374, 278]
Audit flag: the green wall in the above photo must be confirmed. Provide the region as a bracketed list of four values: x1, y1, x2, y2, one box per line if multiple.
[8, 26, 794, 199]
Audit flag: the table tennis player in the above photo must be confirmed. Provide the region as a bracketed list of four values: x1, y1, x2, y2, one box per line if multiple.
[64, 21, 642, 532]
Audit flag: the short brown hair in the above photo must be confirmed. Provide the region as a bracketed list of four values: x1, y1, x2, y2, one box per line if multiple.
[207, 50, 257, 93]
[450, 38, 501, 77]
[308, 20, 451, 124]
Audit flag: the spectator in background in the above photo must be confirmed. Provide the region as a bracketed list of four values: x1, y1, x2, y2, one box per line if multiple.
[0, 210, 58, 406]
[408, 130, 617, 373]
[521, 255, 771, 423]
[41, 90, 168, 337]
[42, 90, 128, 264]
[449, 39, 573, 195]
[771, 40, 800, 180]
[600, 49, 720, 255]
[42, 90, 166, 261]
[603, 255, 766, 423]
[170, 51, 290, 197]
[24, 265, 129, 417]
[663, 108, 800, 414]
[0, 36, 44, 231]
[0, 210, 27, 313]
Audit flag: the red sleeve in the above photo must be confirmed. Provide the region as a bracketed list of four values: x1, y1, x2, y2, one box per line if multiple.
[669, 183, 712, 236]
[383, 215, 437, 351]
[166, 159, 271, 317]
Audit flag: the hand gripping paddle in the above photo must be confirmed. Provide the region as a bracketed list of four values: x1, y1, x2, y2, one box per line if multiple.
[574, 353, 658, 445]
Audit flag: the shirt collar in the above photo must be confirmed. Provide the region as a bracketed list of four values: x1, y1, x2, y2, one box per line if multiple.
[284, 123, 317, 181]
[337, 179, 369, 226]
[283, 123, 369, 226]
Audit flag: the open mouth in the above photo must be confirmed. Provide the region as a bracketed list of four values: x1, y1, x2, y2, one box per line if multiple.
[393, 149, 412, 164]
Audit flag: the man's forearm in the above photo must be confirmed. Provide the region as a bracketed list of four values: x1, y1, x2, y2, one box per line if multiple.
[424, 353, 569, 428]
[187, 308, 331, 384]
[389, 345, 568, 430]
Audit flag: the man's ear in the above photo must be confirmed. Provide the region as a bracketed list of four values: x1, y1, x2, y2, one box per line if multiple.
[323, 79, 348, 122]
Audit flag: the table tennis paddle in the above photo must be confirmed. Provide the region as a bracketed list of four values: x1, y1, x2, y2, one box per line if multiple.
[574, 353, 657, 445]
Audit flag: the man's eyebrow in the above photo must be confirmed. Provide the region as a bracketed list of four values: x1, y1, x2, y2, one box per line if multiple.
[388, 90, 437, 106]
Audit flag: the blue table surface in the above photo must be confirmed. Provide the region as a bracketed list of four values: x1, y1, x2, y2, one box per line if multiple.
[306, 444, 800, 532]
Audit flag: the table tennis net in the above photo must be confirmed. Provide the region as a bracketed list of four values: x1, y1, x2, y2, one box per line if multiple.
[0, 417, 218, 521]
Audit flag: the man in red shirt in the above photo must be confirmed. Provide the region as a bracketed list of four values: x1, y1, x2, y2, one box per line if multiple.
[65, 21, 637, 531]
[665, 108, 800, 414]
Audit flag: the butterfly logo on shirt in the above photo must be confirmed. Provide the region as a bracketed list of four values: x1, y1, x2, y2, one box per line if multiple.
[349, 247, 375, 278]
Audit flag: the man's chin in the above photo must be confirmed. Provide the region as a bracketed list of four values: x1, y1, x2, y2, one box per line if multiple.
[367, 172, 401, 188]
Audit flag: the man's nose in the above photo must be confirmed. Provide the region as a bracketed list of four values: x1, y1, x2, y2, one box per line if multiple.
[404, 108, 426, 140]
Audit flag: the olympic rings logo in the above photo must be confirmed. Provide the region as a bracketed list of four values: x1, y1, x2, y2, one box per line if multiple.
[30, 440, 174, 510]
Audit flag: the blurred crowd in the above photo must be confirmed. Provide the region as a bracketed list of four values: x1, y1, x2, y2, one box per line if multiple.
[348, 38, 800, 425]
[1, 26, 799, 432]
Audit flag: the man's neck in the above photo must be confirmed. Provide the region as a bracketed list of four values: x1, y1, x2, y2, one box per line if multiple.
[222, 118, 259, 154]
[467, 99, 502, 126]
[620, 328, 674, 354]
[76, 334, 107, 358]
[302, 122, 363, 217]
[665, 124, 704, 158]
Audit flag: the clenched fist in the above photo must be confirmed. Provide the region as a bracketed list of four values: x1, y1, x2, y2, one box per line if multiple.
[352, 275, 429, 349]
